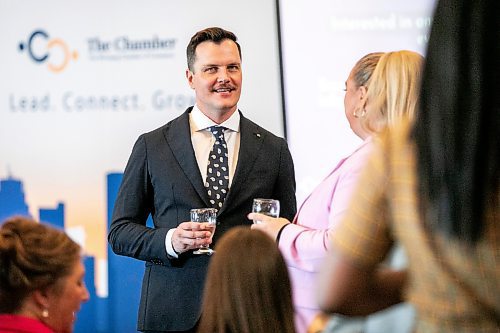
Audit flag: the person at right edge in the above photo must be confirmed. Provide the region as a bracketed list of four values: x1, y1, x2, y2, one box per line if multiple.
[317, 0, 500, 332]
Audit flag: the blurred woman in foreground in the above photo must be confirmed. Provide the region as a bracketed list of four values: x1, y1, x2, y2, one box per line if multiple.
[197, 226, 295, 333]
[0, 217, 89, 333]
[317, 0, 499, 331]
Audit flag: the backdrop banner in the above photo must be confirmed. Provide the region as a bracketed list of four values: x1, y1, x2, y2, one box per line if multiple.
[0, 1, 283, 332]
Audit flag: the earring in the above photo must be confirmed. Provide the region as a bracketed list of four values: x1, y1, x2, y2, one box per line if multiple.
[42, 309, 49, 318]
[353, 107, 367, 118]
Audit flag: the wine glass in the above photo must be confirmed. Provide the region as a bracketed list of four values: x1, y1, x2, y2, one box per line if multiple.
[252, 198, 280, 223]
[190, 208, 217, 255]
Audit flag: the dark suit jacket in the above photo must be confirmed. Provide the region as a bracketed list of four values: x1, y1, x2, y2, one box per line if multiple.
[108, 107, 296, 331]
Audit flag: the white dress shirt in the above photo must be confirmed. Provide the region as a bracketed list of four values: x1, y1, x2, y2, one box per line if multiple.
[165, 106, 241, 257]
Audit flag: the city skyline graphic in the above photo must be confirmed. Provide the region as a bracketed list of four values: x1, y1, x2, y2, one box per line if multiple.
[0, 173, 144, 332]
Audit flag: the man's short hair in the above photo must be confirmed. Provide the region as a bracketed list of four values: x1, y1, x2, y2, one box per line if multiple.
[186, 27, 241, 71]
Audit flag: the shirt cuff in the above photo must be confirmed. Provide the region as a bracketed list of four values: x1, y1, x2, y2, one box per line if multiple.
[165, 228, 179, 258]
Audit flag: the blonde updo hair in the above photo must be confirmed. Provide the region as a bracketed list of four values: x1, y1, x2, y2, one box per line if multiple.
[351, 52, 385, 88]
[0, 216, 81, 313]
[361, 50, 423, 133]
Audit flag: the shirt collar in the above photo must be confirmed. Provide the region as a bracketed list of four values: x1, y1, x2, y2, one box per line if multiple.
[190, 105, 240, 133]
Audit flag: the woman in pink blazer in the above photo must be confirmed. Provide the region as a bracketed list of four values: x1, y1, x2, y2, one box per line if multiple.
[249, 50, 423, 333]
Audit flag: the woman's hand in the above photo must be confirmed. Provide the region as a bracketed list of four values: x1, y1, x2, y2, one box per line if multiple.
[248, 213, 290, 239]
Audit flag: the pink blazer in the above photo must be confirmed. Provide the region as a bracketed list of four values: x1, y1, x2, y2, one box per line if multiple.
[279, 137, 373, 332]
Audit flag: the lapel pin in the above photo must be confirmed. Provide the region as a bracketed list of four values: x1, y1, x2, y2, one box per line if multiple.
[255, 133, 261, 138]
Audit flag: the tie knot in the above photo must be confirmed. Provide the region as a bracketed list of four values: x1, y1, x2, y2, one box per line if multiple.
[205, 125, 229, 209]
[208, 126, 226, 138]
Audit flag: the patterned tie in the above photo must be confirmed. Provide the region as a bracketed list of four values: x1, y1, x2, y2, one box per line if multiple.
[205, 126, 229, 209]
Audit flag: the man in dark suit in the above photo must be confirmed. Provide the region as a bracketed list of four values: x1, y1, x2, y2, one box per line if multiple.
[108, 27, 296, 332]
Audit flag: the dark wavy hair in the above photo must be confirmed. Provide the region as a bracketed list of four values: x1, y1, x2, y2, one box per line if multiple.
[0, 216, 81, 313]
[186, 27, 241, 71]
[413, 0, 500, 243]
[197, 226, 295, 333]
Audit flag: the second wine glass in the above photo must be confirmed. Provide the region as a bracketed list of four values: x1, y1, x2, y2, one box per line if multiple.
[252, 198, 280, 223]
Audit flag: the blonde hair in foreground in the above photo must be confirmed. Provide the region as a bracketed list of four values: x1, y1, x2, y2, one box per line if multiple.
[362, 50, 423, 133]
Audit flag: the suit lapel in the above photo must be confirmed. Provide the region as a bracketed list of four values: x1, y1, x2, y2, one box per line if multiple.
[220, 113, 264, 215]
[164, 108, 211, 207]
